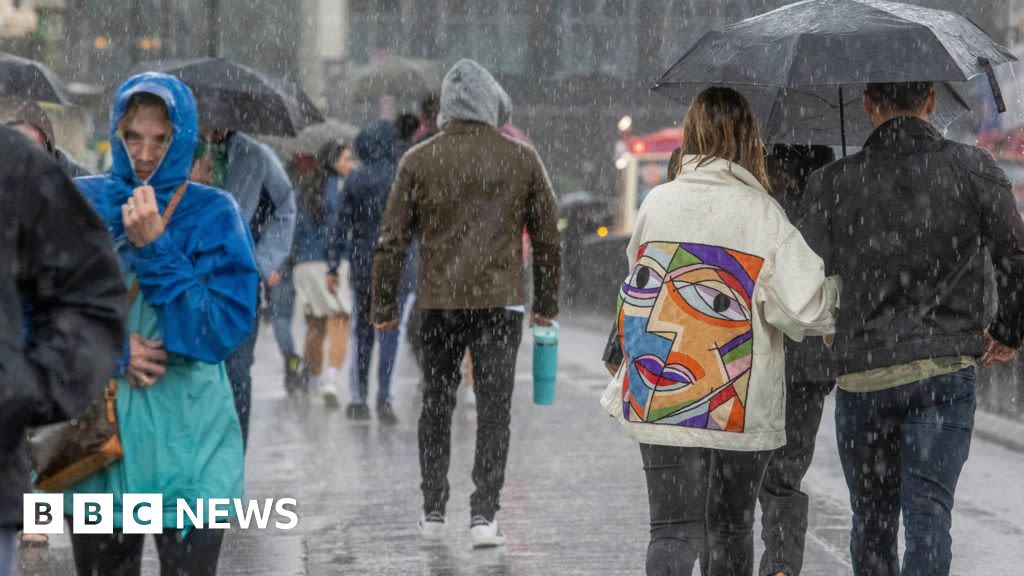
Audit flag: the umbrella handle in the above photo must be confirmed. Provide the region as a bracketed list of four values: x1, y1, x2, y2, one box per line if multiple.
[979, 57, 1006, 114]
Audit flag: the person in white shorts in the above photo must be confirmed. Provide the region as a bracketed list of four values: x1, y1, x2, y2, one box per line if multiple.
[290, 141, 356, 407]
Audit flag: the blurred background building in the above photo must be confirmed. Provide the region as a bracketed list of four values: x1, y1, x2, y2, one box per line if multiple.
[0, 0, 1014, 192]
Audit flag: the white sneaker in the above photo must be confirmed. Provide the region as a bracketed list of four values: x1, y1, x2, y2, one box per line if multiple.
[322, 385, 339, 409]
[469, 515, 506, 549]
[419, 511, 446, 540]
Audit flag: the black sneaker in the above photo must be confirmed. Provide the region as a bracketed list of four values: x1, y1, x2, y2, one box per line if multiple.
[345, 403, 371, 420]
[377, 402, 398, 426]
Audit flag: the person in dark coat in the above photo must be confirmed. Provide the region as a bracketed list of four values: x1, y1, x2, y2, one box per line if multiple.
[0, 127, 126, 573]
[759, 143, 837, 576]
[800, 81, 1024, 576]
[327, 120, 403, 421]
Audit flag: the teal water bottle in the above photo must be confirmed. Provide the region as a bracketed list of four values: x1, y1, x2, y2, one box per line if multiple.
[532, 321, 559, 405]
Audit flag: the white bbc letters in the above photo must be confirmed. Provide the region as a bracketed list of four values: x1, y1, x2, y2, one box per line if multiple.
[123, 494, 163, 534]
[72, 494, 114, 534]
[22, 494, 64, 535]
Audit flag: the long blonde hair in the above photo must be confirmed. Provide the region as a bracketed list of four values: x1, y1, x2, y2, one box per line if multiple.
[680, 87, 769, 189]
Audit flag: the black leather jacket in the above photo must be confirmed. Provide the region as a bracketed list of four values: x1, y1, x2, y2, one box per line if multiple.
[799, 117, 1024, 376]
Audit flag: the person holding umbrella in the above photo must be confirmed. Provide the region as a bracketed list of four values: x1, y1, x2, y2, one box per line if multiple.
[191, 126, 296, 449]
[3, 101, 90, 178]
[800, 81, 1024, 576]
[601, 87, 838, 575]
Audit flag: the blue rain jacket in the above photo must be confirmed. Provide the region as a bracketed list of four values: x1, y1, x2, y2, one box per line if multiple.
[64, 73, 258, 529]
[327, 121, 398, 283]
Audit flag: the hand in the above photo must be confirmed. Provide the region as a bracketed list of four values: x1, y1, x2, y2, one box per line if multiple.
[981, 329, 1016, 366]
[326, 273, 339, 294]
[531, 314, 555, 327]
[604, 361, 621, 377]
[265, 271, 282, 288]
[190, 158, 214, 185]
[128, 334, 167, 388]
[375, 319, 399, 331]
[123, 185, 165, 248]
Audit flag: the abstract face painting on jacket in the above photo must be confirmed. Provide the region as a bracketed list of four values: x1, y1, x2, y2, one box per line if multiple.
[619, 241, 764, 431]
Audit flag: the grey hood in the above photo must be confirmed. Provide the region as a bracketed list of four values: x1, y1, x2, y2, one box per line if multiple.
[438, 59, 511, 129]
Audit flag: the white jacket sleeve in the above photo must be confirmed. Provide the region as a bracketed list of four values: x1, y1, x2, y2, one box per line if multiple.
[757, 228, 839, 342]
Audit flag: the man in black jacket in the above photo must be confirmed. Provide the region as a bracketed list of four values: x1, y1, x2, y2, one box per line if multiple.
[800, 82, 1024, 576]
[0, 128, 126, 572]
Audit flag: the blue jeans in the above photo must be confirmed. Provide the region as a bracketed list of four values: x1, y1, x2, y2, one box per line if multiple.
[836, 367, 976, 576]
[268, 266, 296, 359]
[0, 529, 15, 576]
[226, 323, 258, 451]
[349, 281, 406, 406]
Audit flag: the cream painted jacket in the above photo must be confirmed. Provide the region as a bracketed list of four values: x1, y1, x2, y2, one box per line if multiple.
[601, 155, 838, 451]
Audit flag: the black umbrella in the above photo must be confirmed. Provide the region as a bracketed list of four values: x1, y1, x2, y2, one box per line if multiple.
[0, 52, 70, 105]
[655, 0, 1016, 152]
[131, 58, 323, 136]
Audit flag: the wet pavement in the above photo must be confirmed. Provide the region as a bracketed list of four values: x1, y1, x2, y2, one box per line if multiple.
[19, 314, 1024, 575]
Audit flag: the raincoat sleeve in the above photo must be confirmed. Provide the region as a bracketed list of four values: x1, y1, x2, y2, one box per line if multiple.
[372, 156, 419, 323]
[131, 199, 259, 364]
[757, 228, 838, 342]
[1, 152, 126, 446]
[253, 149, 296, 280]
[972, 151, 1024, 348]
[524, 151, 562, 319]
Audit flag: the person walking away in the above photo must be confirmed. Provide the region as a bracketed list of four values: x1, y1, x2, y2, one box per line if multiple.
[4, 100, 91, 177]
[799, 81, 1024, 576]
[290, 141, 355, 407]
[191, 127, 296, 449]
[65, 73, 258, 576]
[327, 121, 403, 423]
[372, 59, 562, 548]
[759, 144, 837, 576]
[0, 128, 126, 576]
[601, 87, 839, 576]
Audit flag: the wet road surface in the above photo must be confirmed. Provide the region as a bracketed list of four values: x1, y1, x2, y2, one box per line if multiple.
[19, 315, 1024, 575]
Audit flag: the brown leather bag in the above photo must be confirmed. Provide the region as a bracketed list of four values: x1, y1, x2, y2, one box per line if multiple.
[27, 183, 188, 492]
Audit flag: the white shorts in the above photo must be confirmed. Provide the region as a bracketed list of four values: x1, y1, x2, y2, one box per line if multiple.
[293, 261, 352, 318]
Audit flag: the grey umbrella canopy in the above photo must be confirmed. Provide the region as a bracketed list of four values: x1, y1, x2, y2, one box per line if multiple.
[0, 52, 70, 105]
[654, 0, 1015, 149]
[131, 58, 324, 136]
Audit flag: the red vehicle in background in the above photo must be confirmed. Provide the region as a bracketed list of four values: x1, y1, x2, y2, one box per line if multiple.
[612, 119, 683, 236]
[977, 127, 1024, 212]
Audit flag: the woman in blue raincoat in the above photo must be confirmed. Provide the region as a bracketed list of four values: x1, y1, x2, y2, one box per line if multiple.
[64, 73, 258, 575]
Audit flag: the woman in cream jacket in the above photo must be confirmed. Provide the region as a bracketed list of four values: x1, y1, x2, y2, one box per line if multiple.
[602, 87, 838, 576]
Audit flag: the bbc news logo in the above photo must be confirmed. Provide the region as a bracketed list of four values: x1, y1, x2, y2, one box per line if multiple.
[24, 494, 298, 534]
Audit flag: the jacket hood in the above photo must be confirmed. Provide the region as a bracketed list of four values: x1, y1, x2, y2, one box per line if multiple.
[438, 59, 511, 129]
[353, 120, 397, 164]
[109, 73, 199, 199]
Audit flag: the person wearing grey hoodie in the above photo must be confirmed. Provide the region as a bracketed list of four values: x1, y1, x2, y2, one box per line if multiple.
[372, 59, 561, 548]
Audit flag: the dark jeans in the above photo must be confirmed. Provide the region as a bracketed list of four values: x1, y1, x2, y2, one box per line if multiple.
[758, 379, 834, 576]
[419, 308, 523, 521]
[226, 322, 258, 451]
[836, 367, 976, 576]
[69, 526, 224, 576]
[349, 281, 403, 406]
[641, 443, 772, 576]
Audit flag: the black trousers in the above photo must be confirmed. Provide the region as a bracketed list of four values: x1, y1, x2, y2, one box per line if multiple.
[419, 308, 523, 521]
[641, 443, 772, 576]
[69, 526, 224, 576]
[757, 380, 833, 576]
